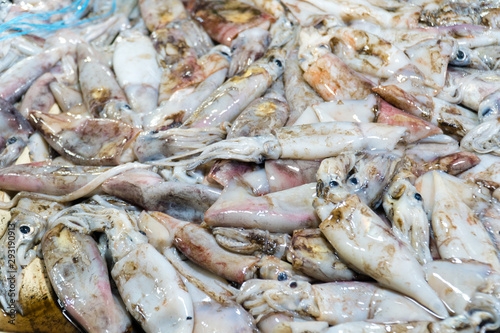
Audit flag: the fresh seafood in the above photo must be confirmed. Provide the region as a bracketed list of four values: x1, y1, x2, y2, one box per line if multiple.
[237, 279, 437, 324]
[2, 0, 500, 331]
[316, 195, 448, 317]
[41, 224, 132, 333]
[0, 99, 33, 168]
[158, 121, 406, 170]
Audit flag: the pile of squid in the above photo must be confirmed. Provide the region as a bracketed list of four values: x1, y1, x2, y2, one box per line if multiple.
[2, 0, 500, 332]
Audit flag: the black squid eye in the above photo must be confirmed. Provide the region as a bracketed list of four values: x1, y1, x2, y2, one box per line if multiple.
[456, 49, 466, 61]
[277, 272, 288, 281]
[289, 281, 298, 288]
[414, 193, 422, 201]
[349, 177, 359, 185]
[329, 180, 339, 187]
[19, 225, 31, 234]
[450, 48, 471, 66]
[274, 59, 283, 67]
[482, 107, 494, 117]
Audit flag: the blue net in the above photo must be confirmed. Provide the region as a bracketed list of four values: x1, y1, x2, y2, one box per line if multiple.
[0, 0, 116, 41]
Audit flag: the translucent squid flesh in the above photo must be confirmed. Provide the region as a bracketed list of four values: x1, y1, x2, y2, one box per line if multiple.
[287, 228, 358, 282]
[0, 46, 66, 103]
[237, 280, 436, 324]
[461, 118, 500, 157]
[409, 151, 481, 177]
[158, 45, 230, 103]
[416, 171, 500, 272]
[161, 122, 406, 170]
[316, 152, 401, 209]
[264, 159, 321, 192]
[139, 0, 188, 32]
[143, 68, 229, 131]
[102, 168, 221, 223]
[18, 72, 56, 118]
[377, 99, 443, 143]
[0, 98, 33, 168]
[208, 160, 259, 188]
[283, 49, 323, 126]
[113, 30, 162, 115]
[213, 227, 290, 259]
[182, 47, 285, 128]
[282, 0, 420, 28]
[41, 224, 132, 333]
[228, 27, 270, 77]
[49, 82, 84, 114]
[192, 0, 275, 46]
[317, 194, 448, 317]
[28, 111, 140, 166]
[226, 79, 289, 139]
[183, 278, 256, 333]
[204, 181, 319, 233]
[374, 85, 478, 137]
[153, 212, 306, 284]
[0, 163, 111, 196]
[111, 243, 194, 333]
[424, 260, 499, 315]
[302, 53, 374, 102]
[77, 43, 138, 126]
[383, 170, 433, 265]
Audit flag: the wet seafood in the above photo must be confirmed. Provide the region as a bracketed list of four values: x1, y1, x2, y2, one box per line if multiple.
[41, 224, 132, 333]
[2, 0, 500, 331]
[157, 122, 406, 170]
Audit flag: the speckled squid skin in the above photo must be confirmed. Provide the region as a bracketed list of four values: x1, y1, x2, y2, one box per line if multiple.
[416, 171, 500, 272]
[318, 194, 448, 318]
[77, 43, 129, 117]
[192, 0, 274, 46]
[28, 111, 140, 166]
[182, 47, 285, 128]
[112, 243, 194, 333]
[303, 53, 374, 102]
[0, 163, 111, 196]
[42, 224, 132, 333]
[237, 279, 436, 325]
[139, 0, 188, 32]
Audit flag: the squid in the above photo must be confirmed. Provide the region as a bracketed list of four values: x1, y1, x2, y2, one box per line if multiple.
[50, 204, 195, 333]
[182, 47, 286, 128]
[0, 98, 33, 168]
[153, 122, 406, 170]
[416, 171, 500, 272]
[316, 194, 448, 317]
[28, 111, 140, 166]
[237, 279, 437, 324]
[41, 224, 132, 333]
[152, 212, 310, 284]
[113, 30, 162, 114]
[383, 170, 433, 265]
[101, 168, 221, 222]
[191, 0, 275, 47]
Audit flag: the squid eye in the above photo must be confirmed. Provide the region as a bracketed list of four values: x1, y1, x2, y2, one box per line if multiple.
[7, 137, 17, 144]
[19, 225, 31, 234]
[349, 177, 359, 185]
[277, 272, 288, 281]
[482, 107, 494, 117]
[450, 48, 471, 66]
[220, 51, 230, 57]
[289, 281, 298, 288]
[414, 193, 422, 201]
[274, 59, 283, 67]
[329, 180, 339, 187]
